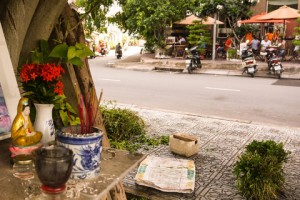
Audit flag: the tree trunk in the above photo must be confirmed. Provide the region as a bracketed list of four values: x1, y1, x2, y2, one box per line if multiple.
[20, 0, 67, 65]
[1, 0, 39, 72]
[59, 5, 110, 147]
[1, 1, 122, 199]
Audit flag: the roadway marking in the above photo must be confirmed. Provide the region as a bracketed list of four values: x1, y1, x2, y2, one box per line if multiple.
[205, 87, 240, 92]
[98, 78, 121, 82]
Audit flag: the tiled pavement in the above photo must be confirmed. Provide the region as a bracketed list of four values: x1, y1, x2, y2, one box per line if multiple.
[121, 106, 300, 200]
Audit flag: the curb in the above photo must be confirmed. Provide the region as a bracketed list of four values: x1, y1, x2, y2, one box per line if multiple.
[113, 62, 300, 80]
[116, 103, 300, 131]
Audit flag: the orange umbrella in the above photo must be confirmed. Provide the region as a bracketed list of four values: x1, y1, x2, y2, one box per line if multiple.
[174, 14, 223, 25]
[240, 12, 290, 24]
[257, 5, 300, 35]
[257, 5, 300, 20]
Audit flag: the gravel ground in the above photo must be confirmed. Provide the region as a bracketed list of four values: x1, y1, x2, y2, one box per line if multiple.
[119, 104, 300, 200]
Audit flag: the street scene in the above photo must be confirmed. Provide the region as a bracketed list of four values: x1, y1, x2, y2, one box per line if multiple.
[0, 0, 300, 200]
[89, 45, 300, 199]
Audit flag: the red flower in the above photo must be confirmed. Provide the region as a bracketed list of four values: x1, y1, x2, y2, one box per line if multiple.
[54, 81, 64, 95]
[30, 72, 38, 80]
[19, 63, 65, 103]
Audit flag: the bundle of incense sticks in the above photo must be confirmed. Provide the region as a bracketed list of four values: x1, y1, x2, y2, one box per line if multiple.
[74, 85, 103, 134]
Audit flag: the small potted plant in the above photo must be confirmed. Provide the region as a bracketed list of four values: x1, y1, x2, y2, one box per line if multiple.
[233, 140, 290, 200]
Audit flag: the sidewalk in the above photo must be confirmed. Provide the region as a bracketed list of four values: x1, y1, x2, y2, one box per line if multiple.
[113, 53, 300, 79]
[111, 53, 300, 198]
[121, 105, 300, 199]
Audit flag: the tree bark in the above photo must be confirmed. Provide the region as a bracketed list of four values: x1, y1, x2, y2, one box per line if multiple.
[1, 0, 39, 72]
[1, 2, 123, 199]
[59, 5, 110, 147]
[20, 0, 67, 66]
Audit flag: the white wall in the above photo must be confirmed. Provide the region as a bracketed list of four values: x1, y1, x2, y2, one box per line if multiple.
[0, 23, 21, 126]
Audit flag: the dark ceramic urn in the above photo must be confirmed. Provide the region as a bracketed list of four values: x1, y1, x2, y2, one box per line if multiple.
[34, 146, 73, 193]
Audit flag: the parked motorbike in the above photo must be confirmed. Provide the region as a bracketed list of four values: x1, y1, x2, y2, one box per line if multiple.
[185, 46, 202, 74]
[115, 49, 122, 59]
[265, 46, 284, 79]
[241, 46, 257, 78]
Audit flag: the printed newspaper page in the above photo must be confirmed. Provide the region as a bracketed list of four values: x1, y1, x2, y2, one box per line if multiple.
[135, 156, 195, 193]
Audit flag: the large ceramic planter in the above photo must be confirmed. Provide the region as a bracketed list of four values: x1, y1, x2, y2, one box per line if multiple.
[56, 126, 103, 180]
[34, 103, 55, 145]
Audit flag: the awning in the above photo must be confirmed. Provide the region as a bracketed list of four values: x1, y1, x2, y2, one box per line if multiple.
[268, 0, 298, 6]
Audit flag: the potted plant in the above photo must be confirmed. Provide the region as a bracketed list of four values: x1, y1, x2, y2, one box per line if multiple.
[18, 40, 92, 145]
[19, 46, 66, 145]
[19, 40, 102, 180]
[56, 88, 103, 180]
[233, 140, 290, 200]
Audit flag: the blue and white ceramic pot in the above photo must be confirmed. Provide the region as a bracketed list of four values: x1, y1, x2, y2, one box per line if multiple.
[56, 126, 103, 180]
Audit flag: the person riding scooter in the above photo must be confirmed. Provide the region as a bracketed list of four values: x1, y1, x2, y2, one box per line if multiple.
[115, 42, 122, 59]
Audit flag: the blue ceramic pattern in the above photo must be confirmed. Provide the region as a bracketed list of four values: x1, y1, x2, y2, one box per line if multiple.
[56, 129, 103, 180]
[47, 119, 55, 136]
[79, 142, 100, 170]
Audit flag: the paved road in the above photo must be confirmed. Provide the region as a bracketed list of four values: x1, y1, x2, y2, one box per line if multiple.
[88, 47, 300, 128]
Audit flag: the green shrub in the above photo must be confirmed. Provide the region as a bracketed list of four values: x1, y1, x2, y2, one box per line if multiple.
[101, 104, 169, 152]
[227, 49, 237, 59]
[233, 140, 290, 200]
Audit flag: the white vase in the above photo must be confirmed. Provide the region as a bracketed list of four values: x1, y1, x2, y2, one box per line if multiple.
[34, 103, 55, 145]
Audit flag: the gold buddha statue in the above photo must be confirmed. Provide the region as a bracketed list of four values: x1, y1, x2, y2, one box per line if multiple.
[11, 98, 42, 147]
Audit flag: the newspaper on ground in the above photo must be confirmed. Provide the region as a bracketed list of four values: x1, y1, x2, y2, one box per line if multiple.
[135, 155, 195, 193]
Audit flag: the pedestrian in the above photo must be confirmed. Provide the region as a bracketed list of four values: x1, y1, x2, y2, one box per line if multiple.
[260, 36, 271, 52]
[177, 35, 186, 45]
[273, 29, 280, 43]
[250, 35, 260, 56]
[266, 29, 274, 42]
[245, 32, 253, 43]
[276, 37, 286, 59]
[224, 35, 234, 51]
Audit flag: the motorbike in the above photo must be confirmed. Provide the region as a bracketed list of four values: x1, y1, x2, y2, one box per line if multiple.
[185, 46, 202, 74]
[115, 49, 122, 59]
[265, 46, 284, 79]
[99, 47, 108, 56]
[241, 46, 257, 78]
[216, 44, 226, 58]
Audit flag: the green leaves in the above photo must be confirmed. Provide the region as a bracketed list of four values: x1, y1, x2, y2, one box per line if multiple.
[233, 140, 290, 200]
[49, 42, 93, 67]
[49, 43, 68, 59]
[111, 0, 194, 48]
[101, 102, 168, 153]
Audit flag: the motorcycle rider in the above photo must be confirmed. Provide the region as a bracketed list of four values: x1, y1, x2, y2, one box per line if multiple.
[115, 42, 122, 58]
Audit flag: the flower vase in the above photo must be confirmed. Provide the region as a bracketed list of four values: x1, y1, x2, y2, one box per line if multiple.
[56, 126, 103, 180]
[34, 103, 55, 145]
